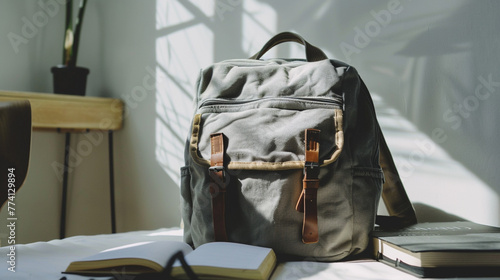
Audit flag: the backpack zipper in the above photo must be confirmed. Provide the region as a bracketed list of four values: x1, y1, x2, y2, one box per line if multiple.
[198, 96, 343, 110]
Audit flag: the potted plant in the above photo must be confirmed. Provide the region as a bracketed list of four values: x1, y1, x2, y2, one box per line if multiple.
[51, 0, 89, 96]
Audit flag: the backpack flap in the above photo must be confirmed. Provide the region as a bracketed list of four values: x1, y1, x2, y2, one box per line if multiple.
[191, 58, 344, 170]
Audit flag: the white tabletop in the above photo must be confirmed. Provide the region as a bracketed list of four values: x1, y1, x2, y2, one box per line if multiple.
[1, 227, 497, 280]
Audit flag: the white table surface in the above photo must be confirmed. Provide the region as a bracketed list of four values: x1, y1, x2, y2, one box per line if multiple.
[1, 227, 498, 280]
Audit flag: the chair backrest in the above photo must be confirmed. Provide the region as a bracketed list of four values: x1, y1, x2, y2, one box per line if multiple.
[0, 100, 32, 209]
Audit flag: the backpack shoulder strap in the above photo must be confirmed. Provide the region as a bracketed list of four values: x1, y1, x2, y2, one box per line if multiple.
[359, 79, 418, 228]
[378, 129, 418, 228]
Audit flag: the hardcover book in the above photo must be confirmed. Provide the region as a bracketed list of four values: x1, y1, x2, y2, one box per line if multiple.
[371, 221, 500, 278]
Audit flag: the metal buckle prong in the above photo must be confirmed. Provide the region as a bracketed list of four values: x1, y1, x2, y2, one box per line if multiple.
[208, 165, 225, 173]
[304, 161, 319, 169]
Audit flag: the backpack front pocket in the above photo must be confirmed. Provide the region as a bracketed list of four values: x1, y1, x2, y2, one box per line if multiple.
[190, 97, 344, 170]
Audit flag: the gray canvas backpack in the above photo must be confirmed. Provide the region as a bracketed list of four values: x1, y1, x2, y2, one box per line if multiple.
[181, 32, 417, 261]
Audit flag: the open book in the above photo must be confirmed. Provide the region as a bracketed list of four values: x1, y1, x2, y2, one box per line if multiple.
[64, 240, 277, 280]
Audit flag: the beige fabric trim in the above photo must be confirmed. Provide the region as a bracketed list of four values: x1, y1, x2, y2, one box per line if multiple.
[190, 114, 211, 166]
[228, 160, 304, 170]
[189, 109, 344, 170]
[321, 108, 343, 166]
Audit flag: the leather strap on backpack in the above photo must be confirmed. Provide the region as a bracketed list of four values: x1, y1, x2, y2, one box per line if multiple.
[209, 133, 228, 241]
[296, 129, 321, 243]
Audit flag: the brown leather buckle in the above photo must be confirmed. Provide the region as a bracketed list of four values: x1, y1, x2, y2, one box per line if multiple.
[208, 165, 225, 172]
[297, 129, 321, 244]
[304, 161, 320, 179]
[209, 133, 228, 241]
[304, 161, 320, 169]
[208, 165, 227, 195]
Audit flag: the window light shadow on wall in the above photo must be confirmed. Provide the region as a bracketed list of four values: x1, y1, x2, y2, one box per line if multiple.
[354, 1, 500, 225]
[154, 0, 276, 184]
[154, 1, 213, 183]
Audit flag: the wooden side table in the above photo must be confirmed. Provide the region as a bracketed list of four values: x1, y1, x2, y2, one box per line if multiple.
[0, 90, 124, 238]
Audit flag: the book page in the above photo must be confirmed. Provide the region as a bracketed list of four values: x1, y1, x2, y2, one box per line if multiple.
[183, 242, 272, 270]
[68, 240, 193, 270]
[382, 233, 500, 252]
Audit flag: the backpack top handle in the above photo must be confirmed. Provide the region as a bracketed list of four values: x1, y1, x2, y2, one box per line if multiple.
[249, 31, 328, 62]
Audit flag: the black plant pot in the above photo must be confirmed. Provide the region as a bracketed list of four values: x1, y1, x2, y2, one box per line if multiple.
[51, 65, 89, 96]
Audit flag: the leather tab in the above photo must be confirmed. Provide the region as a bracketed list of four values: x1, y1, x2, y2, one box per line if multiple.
[297, 129, 320, 243]
[209, 133, 228, 241]
[295, 189, 305, 212]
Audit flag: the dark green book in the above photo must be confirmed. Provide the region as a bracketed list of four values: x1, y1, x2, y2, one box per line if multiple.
[371, 221, 500, 278]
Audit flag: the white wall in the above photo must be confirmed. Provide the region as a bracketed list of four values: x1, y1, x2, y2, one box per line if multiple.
[0, 0, 114, 245]
[1, 0, 499, 244]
